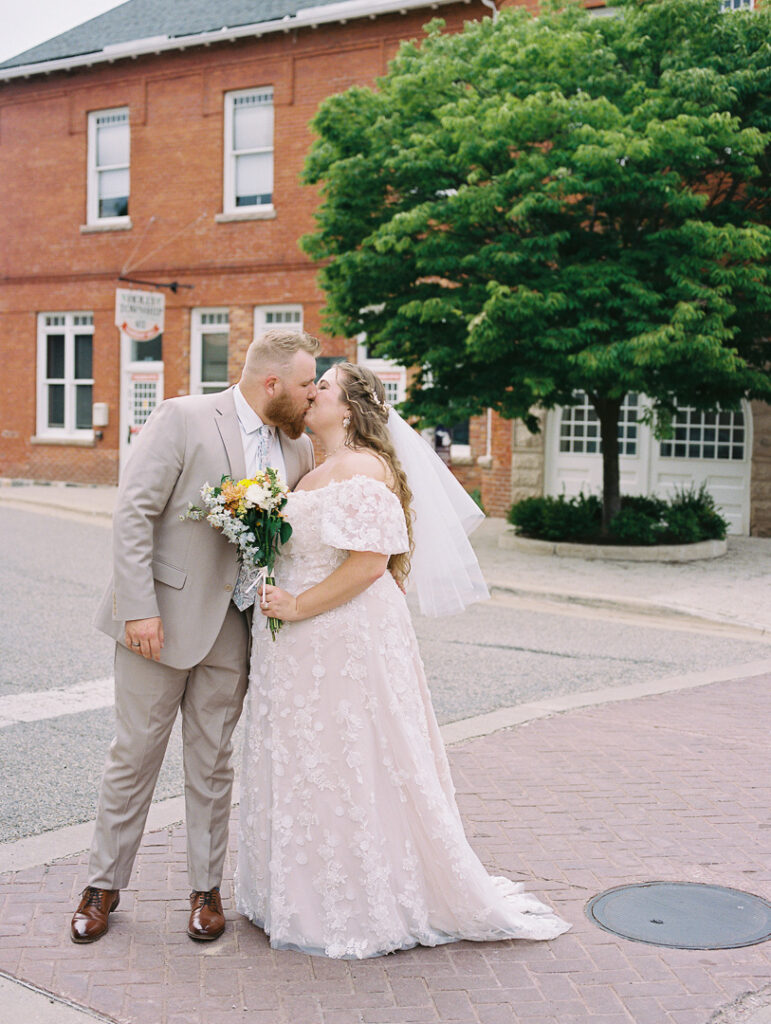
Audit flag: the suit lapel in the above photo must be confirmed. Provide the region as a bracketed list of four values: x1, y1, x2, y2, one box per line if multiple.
[214, 388, 247, 481]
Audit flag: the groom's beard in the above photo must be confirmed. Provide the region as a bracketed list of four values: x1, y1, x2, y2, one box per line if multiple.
[265, 392, 309, 440]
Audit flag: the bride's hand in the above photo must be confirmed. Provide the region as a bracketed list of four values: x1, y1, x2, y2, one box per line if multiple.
[259, 583, 300, 622]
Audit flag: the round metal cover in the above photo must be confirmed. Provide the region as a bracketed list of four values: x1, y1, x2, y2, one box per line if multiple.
[586, 882, 771, 950]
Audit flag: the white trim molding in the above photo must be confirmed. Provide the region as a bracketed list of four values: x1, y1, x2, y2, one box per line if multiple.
[0, 0, 467, 82]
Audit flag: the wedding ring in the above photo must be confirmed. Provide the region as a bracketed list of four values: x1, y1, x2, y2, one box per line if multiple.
[131, 641, 141, 647]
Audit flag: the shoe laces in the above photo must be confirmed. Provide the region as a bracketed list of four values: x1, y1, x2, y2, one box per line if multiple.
[191, 887, 220, 908]
[82, 887, 106, 908]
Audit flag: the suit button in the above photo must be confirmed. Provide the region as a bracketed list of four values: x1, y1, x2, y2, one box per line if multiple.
[224, 584, 233, 592]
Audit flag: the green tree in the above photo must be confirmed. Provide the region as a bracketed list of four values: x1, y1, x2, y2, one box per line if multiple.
[302, 0, 771, 531]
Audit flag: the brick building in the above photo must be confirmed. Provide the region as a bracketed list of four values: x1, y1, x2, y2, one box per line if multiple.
[1, 0, 768, 532]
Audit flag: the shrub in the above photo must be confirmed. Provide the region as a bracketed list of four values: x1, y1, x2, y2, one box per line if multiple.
[662, 506, 703, 544]
[468, 487, 485, 513]
[608, 507, 664, 546]
[666, 483, 729, 541]
[508, 483, 727, 545]
[507, 493, 601, 541]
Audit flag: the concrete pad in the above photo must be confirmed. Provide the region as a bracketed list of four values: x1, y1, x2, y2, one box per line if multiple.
[0, 975, 102, 1023]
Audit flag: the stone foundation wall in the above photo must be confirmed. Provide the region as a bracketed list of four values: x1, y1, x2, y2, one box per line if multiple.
[750, 400, 771, 537]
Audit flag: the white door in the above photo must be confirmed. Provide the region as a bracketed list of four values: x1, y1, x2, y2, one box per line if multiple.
[545, 392, 650, 498]
[119, 331, 164, 474]
[545, 394, 752, 534]
[649, 404, 752, 534]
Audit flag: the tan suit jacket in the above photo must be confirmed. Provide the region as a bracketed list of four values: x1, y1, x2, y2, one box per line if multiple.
[94, 387, 314, 668]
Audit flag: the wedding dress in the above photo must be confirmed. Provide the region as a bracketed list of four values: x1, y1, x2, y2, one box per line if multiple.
[235, 475, 570, 958]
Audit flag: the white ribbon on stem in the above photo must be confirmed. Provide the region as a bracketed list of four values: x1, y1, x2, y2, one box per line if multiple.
[243, 564, 271, 605]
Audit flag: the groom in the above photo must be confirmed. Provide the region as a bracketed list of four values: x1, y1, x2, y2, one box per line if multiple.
[70, 328, 319, 944]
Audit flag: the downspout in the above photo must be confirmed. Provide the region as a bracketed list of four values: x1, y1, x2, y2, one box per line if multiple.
[480, 0, 498, 22]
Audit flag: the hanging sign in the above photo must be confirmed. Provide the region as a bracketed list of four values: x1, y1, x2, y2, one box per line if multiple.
[115, 288, 165, 341]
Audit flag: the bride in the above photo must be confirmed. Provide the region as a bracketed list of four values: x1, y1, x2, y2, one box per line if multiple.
[234, 362, 570, 958]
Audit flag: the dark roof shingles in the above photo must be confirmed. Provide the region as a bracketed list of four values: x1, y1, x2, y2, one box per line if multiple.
[0, 0, 347, 69]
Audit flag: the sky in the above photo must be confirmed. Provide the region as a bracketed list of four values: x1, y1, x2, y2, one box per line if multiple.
[0, 0, 124, 64]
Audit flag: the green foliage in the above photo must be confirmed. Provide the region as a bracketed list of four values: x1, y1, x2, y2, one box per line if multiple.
[609, 507, 665, 545]
[508, 484, 728, 544]
[665, 482, 729, 541]
[507, 493, 602, 541]
[468, 487, 485, 513]
[302, 0, 771, 525]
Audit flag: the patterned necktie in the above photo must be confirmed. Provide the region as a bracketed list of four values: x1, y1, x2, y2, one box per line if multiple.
[233, 423, 273, 612]
[254, 423, 272, 472]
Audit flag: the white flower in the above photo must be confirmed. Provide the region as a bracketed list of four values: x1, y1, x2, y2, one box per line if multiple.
[244, 483, 272, 509]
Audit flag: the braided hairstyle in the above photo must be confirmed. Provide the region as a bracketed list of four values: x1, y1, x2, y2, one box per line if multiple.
[334, 362, 413, 586]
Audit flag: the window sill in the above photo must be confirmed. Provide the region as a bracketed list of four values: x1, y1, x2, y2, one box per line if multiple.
[451, 455, 474, 467]
[80, 219, 133, 233]
[31, 434, 96, 447]
[215, 208, 276, 223]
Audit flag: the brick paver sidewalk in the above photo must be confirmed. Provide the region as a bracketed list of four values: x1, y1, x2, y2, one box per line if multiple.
[1, 674, 769, 1024]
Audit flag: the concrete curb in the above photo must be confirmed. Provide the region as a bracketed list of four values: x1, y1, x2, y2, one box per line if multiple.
[488, 582, 771, 639]
[500, 530, 728, 562]
[0, 974, 109, 1023]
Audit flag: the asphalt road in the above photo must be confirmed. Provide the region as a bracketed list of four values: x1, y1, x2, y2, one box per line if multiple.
[2, 505, 769, 844]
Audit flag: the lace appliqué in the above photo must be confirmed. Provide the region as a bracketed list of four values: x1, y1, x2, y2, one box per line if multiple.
[234, 475, 570, 958]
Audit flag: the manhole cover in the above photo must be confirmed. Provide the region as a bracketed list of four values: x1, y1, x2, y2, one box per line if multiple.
[586, 882, 771, 949]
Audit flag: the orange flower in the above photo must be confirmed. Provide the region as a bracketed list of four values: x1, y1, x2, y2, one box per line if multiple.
[221, 480, 247, 508]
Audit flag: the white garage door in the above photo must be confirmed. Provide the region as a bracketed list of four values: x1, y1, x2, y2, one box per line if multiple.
[545, 394, 752, 534]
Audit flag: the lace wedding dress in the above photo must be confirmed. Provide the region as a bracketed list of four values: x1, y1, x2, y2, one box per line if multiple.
[235, 475, 570, 958]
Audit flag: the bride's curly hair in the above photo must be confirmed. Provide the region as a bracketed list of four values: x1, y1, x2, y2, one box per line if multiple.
[335, 362, 413, 586]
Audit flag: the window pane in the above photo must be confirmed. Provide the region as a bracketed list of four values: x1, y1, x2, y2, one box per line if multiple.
[48, 384, 65, 427]
[131, 334, 162, 362]
[201, 331, 228, 383]
[451, 420, 470, 445]
[75, 335, 92, 379]
[233, 102, 273, 152]
[46, 335, 65, 378]
[99, 195, 129, 218]
[97, 122, 129, 166]
[76, 384, 93, 429]
[99, 167, 129, 200]
[235, 152, 273, 206]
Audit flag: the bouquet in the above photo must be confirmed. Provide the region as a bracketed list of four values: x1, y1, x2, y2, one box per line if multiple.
[183, 468, 292, 639]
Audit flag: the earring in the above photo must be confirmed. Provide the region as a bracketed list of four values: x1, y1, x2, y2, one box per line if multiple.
[342, 414, 351, 429]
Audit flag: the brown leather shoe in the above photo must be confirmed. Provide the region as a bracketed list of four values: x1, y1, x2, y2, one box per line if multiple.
[188, 887, 225, 941]
[70, 887, 120, 944]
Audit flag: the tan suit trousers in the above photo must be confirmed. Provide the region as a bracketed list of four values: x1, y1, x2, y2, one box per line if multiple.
[88, 602, 249, 891]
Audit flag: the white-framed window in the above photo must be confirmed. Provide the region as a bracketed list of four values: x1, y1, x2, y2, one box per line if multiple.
[559, 391, 639, 456]
[254, 305, 302, 336]
[354, 336, 408, 406]
[87, 107, 129, 224]
[720, 0, 753, 10]
[37, 313, 94, 438]
[659, 407, 746, 461]
[224, 88, 274, 214]
[190, 309, 229, 395]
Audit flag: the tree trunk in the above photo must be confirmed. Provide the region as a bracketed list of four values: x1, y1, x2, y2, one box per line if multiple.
[593, 395, 623, 536]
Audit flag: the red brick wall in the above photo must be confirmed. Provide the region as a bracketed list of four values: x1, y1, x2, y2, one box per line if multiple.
[449, 411, 515, 518]
[0, 6, 478, 484]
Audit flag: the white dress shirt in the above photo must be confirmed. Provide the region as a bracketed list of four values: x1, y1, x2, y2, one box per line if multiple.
[232, 384, 287, 480]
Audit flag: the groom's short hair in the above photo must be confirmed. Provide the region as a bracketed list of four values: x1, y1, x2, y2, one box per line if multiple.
[245, 328, 321, 374]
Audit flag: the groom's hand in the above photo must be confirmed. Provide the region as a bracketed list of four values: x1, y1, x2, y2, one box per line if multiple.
[125, 616, 165, 661]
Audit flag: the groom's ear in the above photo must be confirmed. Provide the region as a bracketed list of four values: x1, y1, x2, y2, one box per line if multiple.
[264, 373, 279, 396]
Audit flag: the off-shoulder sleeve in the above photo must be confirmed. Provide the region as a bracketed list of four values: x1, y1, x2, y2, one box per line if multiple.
[320, 476, 409, 555]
